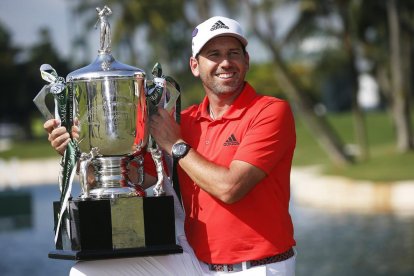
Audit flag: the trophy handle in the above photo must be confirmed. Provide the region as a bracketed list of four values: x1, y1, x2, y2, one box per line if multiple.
[79, 147, 100, 199]
[33, 85, 55, 121]
[145, 63, 182, 198]
[150, 146, 166, 197]
[35, 64, 68, 126]
[79, 156, 92, 199]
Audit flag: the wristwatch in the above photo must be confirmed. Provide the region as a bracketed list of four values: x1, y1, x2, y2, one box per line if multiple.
[171, 142, 191, 160]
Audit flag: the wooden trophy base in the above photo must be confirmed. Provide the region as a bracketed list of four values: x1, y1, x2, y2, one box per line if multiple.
[49, 195, 183, 260]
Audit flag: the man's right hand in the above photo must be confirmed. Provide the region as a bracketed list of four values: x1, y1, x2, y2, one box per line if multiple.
[43, 119, 79, 156]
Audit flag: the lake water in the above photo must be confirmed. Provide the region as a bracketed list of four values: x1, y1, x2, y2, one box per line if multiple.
[0, 184, 413, 276]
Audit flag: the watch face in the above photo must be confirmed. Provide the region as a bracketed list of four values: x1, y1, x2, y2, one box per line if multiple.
[175, 143, 187, 155]
[173, 142, 189, 158]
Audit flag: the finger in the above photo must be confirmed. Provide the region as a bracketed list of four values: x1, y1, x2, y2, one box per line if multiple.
[149, 114, 160, 128]
[43, 119, 60, 133]
[158, 108, 170, 119]
[43, 120, 53, 132]
[148, 122, 157, 135]
[48, 126, 68, 141]
[51, 133, 70, 149]
[71, 125, 80, 139]
[54, 138, 70, 155]
[149, 109, 160, 120]
[50, 129, 70, 146]
[159, 109, 176, 126]
[151, 110, 172, 127]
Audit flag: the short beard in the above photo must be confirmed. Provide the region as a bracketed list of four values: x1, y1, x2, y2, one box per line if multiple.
[202, 75, 245, 96]
[209, 83, 240, 95]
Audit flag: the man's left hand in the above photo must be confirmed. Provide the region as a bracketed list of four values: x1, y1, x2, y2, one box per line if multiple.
[149, 108, 182, 154]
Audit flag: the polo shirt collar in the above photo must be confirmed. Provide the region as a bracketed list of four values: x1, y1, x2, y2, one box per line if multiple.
[195, 82, 257, 121]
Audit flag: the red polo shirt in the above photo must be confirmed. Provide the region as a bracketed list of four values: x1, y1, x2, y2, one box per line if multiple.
[179, 82, 296, 264]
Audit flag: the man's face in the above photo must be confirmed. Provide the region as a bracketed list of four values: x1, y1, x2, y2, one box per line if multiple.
[190, 36, 249, 96]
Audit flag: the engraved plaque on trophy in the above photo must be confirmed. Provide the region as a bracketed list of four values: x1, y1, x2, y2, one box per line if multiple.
[34, 6, 182, 260]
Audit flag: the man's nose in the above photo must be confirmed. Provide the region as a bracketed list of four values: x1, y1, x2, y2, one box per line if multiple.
[219, 56, 232, 67]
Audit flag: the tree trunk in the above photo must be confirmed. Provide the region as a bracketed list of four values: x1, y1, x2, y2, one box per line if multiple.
[387, 0, 414, 152]
[271, 53, 354, 167]
[341, 1, 369, 161]
[401, 7, 414, 141]
[247, 2, 354, 167]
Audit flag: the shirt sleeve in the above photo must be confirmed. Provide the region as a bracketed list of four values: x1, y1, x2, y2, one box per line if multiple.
[233, 99, 296, 175]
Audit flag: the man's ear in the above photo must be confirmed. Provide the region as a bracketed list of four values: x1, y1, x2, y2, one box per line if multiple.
[189, 57, 200, 77]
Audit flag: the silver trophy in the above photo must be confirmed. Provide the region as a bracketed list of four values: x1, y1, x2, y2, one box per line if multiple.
[70, 5, 146, 199]
[34, 6, 182, 259]
[68, 46, 147, 199]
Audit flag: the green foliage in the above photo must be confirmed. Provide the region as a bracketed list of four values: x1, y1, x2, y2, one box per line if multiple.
[179, 62, 295, 108]
[31, 117, 47, 139]
[246, 63, 285, 98]
[70, 0, 191, 70]
[1, 111, 412, 182]
[0, 23, 70, 139]
[0, 139, 56, 160]
[0, 23, 20, 123]
[1, 0, 413, 184]
[294, 111, 414, 181]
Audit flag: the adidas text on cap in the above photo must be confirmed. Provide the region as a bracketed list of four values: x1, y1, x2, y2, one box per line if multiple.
[191, 16, 248, 57]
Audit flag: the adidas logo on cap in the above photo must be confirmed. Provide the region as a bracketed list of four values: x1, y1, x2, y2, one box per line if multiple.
[210, 20, 229, 31]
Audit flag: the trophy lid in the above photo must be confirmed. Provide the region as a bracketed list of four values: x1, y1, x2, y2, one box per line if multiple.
[67, 53, 144, 81]
[67, 5, 144, 82]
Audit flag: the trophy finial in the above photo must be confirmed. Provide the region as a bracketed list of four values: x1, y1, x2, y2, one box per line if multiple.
[95, 5, 112, 53]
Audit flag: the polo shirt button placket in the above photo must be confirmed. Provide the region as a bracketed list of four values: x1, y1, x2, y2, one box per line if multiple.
[205, 123, 213, 146]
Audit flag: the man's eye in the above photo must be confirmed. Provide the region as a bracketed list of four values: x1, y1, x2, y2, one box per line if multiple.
[209, 52, 219, 57]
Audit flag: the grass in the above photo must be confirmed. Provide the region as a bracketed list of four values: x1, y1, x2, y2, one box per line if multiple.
[293, 111, 414, 182]
[1, 111, 413, 182]
[0, 138, 57, 160]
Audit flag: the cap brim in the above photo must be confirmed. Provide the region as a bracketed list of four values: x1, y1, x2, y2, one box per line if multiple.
[194, 33, 248, 57]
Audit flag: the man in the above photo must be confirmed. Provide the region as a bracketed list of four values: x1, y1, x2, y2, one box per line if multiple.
[45, 16, 296, 275]
[150, 16, 296, 275]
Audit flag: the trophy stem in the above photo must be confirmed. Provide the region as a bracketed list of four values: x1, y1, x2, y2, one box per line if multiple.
[88, 156, 137, 198]
[94, 156, 124, 187]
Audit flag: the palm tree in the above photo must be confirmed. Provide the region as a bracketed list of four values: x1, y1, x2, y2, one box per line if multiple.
[68, 0, 190, 70]
[386, 0, 414, 152]
[350, 0, 414, 152]
[337, 0, 369, 161]
[244, 0, 354, 166]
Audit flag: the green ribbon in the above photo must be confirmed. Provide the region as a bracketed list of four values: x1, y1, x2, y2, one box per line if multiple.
[146, 62, 180, 116]
[40, 64, 79, 244]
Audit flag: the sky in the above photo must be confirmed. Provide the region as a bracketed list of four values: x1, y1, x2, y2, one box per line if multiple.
[0, 0, 299, 64]
[0, 0, 72, 58]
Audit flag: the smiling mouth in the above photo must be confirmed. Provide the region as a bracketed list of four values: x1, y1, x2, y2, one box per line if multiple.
[216, 72, 235, 79]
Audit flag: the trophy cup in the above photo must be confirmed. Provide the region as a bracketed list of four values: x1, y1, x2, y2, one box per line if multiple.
[33, 6, 182, 260]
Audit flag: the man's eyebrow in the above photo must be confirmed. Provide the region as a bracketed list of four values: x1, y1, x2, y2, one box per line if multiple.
[205, 47, 242, 54]
[205, 48, 219, 54]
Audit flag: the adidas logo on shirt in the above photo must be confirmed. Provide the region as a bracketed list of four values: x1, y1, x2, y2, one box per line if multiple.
[210, 20, 229, 31]
[223, 134, 240, 146]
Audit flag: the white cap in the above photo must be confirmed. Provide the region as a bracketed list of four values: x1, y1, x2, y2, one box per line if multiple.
[191, 16, 248, 57]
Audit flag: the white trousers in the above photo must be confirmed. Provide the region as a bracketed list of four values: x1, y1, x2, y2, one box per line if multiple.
[70, 236, 204, 275]
[69, 176, 296, 276]
[70, 240, 296, 276]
